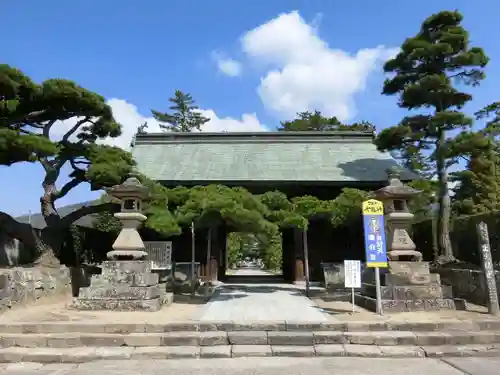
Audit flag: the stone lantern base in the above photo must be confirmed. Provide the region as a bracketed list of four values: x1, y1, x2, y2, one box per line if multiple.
[355, 261, 467, 313]
[70, 261, 172, 311]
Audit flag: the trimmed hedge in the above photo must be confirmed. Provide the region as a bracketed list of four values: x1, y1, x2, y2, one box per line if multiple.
[412, 213, 500, 266]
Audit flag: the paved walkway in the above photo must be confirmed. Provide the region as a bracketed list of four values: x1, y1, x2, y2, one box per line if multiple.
[3, 358, 499, 375]
[198, 269, 330, 321]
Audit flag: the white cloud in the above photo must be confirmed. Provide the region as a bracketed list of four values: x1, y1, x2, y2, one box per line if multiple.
[52, 99, 267, 149]
[212, 52, 243, 77]
[198, 110, 263, 132]
[105, 99, 267, 148]
[240, 11, 398, 121]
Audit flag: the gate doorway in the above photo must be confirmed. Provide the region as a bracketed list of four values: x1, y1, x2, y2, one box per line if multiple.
[221, 231, 285, 284]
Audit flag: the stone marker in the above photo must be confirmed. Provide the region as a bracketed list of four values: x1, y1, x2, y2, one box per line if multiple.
[476, 222, 500, 316]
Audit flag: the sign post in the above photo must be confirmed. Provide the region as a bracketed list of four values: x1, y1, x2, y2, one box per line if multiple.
[344, 260, 361, 314]
[362, 199, 388, 316]
[191, 221, 196, 295]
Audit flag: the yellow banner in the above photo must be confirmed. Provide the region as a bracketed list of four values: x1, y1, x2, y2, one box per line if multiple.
[362, 199, 384, 216]
[365, 262, 388, 268]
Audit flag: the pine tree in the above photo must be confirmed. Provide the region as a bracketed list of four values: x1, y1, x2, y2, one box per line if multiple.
[374, 10, 489, 262]
[278, 110, 375, 132]
[151, 90, 209, 132]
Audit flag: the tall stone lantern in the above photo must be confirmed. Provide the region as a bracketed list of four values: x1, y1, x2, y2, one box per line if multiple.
[71, 171, 170, 311]
[356, 167, 459, 313]
[106, 174, 149, 261]
[373, 167, 423, 261]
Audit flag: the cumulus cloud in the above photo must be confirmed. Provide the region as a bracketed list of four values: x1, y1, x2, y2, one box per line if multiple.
[240, 11, 398, 121]
[75, 99, 267, 149]
[197, 110, 264, 132]
[212, 52, 243, 77]
[51, 99, 267, 149]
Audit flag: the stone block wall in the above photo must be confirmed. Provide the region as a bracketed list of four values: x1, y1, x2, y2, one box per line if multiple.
[435, 268, 500, 306]
[0, 266, 71, 311]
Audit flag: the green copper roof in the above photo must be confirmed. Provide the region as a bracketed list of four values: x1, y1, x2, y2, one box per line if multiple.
[132, 132, 416, 183]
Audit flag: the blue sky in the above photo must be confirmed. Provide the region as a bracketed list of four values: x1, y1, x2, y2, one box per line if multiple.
[1, 0, 499, 217]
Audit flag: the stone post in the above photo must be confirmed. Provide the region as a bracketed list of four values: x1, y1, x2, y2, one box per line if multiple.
[476, 222, 500, 316]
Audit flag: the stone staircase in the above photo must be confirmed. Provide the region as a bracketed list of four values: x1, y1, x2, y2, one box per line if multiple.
[0, 320, 500, 362]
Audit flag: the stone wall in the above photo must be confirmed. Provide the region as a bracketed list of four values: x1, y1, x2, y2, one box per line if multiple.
[436, 268, 500, 306]
[0, 266, 71, 311]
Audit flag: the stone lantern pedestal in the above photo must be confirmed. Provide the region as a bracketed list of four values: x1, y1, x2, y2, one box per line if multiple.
[356, 168, 464, 312]
[71, 174, 170, 311]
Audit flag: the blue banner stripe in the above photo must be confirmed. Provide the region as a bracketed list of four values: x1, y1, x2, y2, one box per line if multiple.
[363, 214, 388, 268]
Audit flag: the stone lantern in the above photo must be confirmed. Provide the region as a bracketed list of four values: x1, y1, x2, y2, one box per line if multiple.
[106, 173, 149, 261]
[71, 170, 171, 311]
[355, 167, 461, 312]
[373, 167, 423, 261]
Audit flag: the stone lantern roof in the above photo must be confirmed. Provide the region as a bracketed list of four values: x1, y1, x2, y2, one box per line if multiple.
[107, 169, 149, 201]
[374, 167, 421, 200]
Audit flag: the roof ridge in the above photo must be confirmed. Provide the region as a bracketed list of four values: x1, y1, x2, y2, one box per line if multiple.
[134, 131, 375, 145]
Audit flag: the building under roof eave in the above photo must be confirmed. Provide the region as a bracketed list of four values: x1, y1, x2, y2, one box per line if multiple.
[131, 131, 418, 186]
[14, 200, 101, 230]
[17, 131, 418, 230]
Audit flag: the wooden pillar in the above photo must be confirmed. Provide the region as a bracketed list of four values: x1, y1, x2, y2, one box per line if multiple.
[206, 226, 222, 282]
[293, 228, 305, 282]
[209, 257, 218, 281]
[281, 228, 292, 283]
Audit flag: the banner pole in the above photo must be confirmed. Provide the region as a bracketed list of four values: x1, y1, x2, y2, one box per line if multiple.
[375, 267, 383, 315]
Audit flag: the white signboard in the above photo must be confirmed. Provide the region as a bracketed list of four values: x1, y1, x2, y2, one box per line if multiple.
[344, 260, 362, 289]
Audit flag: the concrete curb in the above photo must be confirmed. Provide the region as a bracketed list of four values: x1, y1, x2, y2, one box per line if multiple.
[1, 319, 500, 333]
[1, 330, 500, 348]
[0, 344, 499, 363]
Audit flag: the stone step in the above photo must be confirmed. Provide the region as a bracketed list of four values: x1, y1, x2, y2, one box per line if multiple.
[2, 330, 500, 348]
[1, 320, 500, 333]
[0, 344, 500, 363]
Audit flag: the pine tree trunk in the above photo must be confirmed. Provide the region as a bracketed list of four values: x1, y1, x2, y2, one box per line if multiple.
[34, 227, 63, 267]
[38, 183, 62, 267]
[431, 205, 439, 261]
[436, 130, 455, 263]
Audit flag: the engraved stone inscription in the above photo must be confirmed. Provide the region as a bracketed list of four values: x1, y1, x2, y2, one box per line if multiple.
[476, 221, 500, 316]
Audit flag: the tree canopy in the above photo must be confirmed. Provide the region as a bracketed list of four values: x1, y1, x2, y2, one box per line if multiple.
[0, 64, 134, 265]
[451, 102, 500, 215]
[374, 10, 489, 261]
[95, 181, 370, 237]
[278, 110, 375, 132]
[151, 90, 209, 132]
